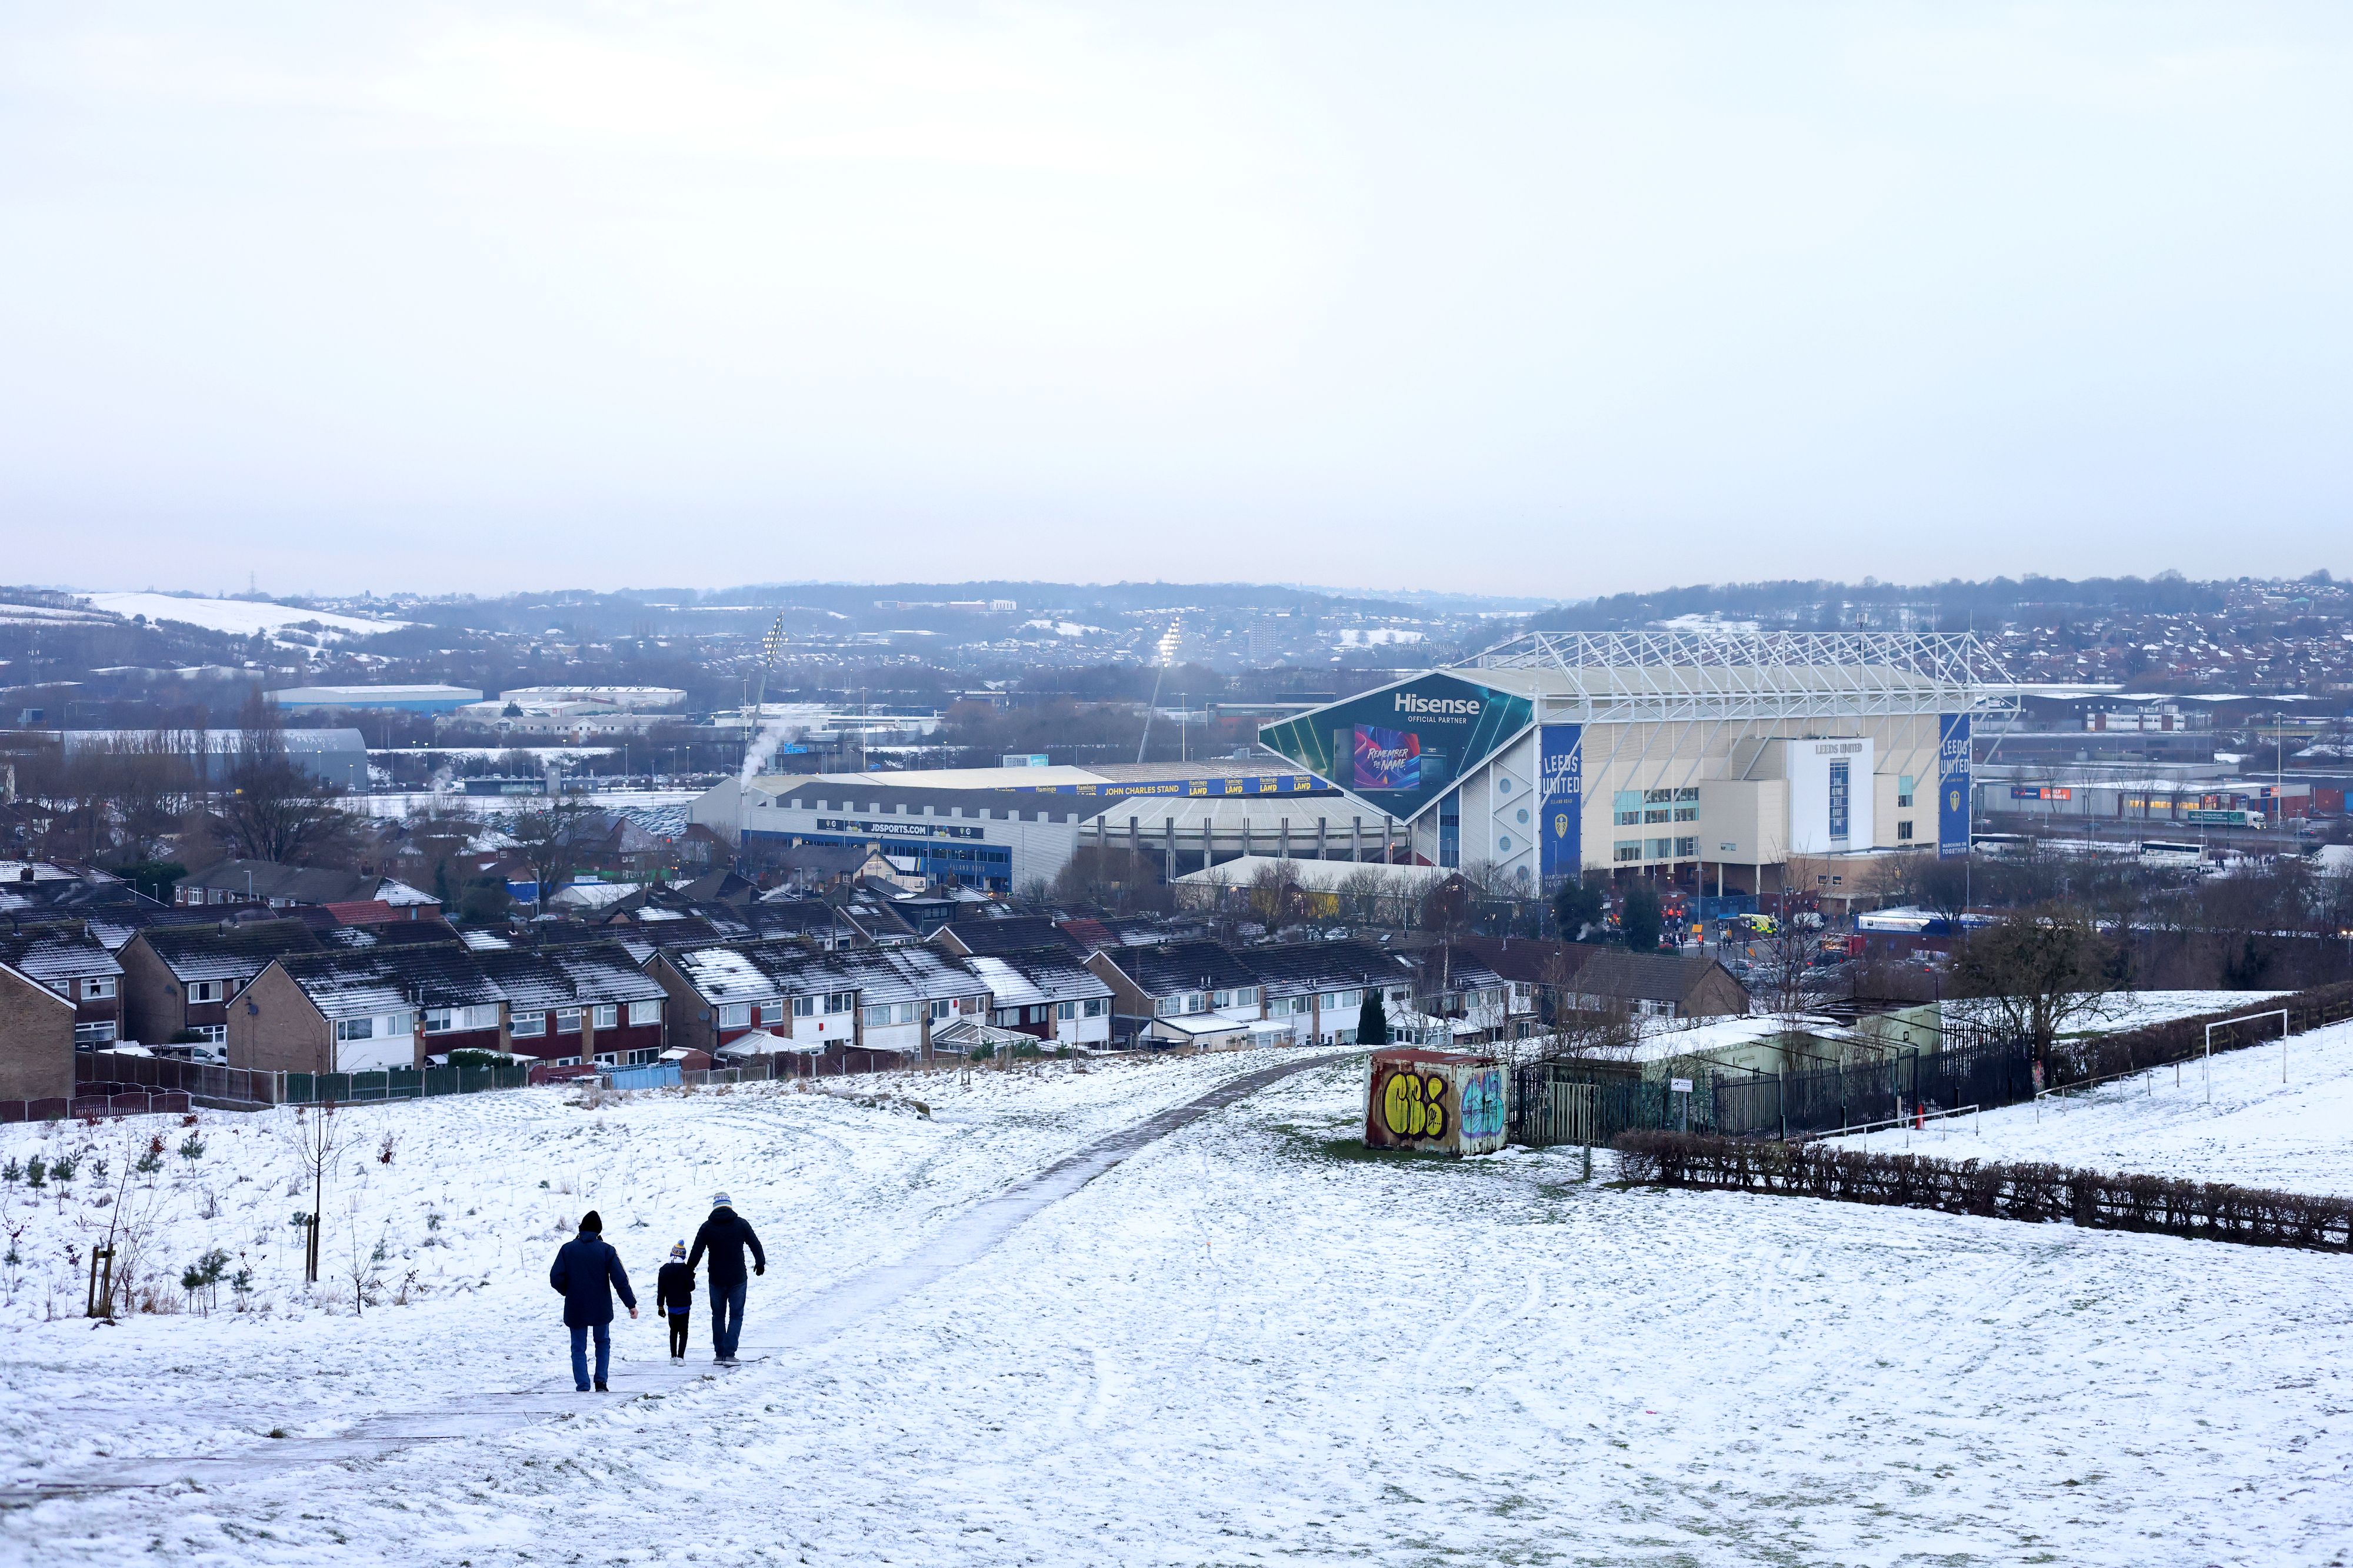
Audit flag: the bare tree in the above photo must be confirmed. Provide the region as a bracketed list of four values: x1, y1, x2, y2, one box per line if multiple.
[1248, 859, 1310, 928]
[507, 800, 596, 914]
[281, 1101, 348, 1285]
[1948, 906, 2122, 1078]
[215, 694, 359, 866]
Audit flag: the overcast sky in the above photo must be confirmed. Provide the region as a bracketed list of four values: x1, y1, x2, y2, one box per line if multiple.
[3, 3, 2348, 599]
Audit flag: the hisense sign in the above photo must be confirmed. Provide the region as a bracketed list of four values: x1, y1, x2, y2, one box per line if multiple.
[1258, 671, 1534, 824]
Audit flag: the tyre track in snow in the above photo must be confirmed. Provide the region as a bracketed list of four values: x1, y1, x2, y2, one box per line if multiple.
[2, 1050, 1351, 1503]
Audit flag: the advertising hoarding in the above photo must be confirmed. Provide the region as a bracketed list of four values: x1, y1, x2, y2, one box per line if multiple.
[1538, 723, 1583, 880]
[1937, 713, 1972, 859]
[1258, 672, 1535, 823]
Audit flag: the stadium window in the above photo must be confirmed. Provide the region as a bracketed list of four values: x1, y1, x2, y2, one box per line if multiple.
[1897, 775, 1915, 809]
[1614, 840, 1642, 863]
[1674, 836, 1697, 858]
[1898, 820, 1915, 840]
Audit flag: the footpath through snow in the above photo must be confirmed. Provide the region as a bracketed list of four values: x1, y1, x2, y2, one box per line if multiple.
[0, 1050, 1308, 1495]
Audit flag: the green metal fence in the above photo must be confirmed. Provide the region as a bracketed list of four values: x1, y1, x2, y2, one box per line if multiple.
[282, 1065, 532, 1105]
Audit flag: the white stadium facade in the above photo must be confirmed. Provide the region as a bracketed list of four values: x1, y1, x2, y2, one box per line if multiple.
[1257, 630, 2012, 895]
[690, 630, 2012, 896]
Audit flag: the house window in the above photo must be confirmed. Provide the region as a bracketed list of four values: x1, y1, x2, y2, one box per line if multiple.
[758, 1001, 784, 1026]
[862, 1005, 891, 1026]
[556, 1008, 584, 1035]
[715, 1004, 749, 1030]
[1082, 998, 1105, 1017]
[825, 992, 855, 1015]
[82, 977, 116, 1001]
[792, 996, 815, 1017]
[1234, 987, 1257, 1007]
[930, 999, 952, 1020]
[1898, 820, 1915, 841]
[423, 1008, 454, 1034]
[1615, 840, 1641, 863]
[189, 1023, 226, 1045]
[1898, 775, 1915, 809]
[75, 1022, 118, 1047]
[335, 1016, 375, 1042]
[627, 1000, 661, 1027]
[1057, 1000, 1076, 1020]
[592, 1004, 618, 1030]
[511, 1012, 548, 1037]
[186, 980, 224, 1005]
[1212, 989, 1233, 1008]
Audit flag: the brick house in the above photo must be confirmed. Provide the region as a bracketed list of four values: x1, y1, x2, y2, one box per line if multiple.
[0, 922, 125, 1049]
[0, 958, 75, 1111]
[1239, 940, 1418, 1047]
[956, 945, 1115, 1047]
[1085, 939, 1266, 1049]
[118, 918, 326, 1048]
[231, 946, 506, 1075]
[474, 944, 666, 1067]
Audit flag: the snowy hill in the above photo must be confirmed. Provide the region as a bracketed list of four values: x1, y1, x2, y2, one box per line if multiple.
[1839, 1015, 2353, 1195]
[4, 1045, 2349, 1564]
[82, 591, 408, 640]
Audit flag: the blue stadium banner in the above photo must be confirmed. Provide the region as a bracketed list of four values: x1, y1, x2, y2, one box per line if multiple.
[1937, 713, 1972, 858]
[1258, 672, 1535, 824]
[1538, 723, 1583, 880]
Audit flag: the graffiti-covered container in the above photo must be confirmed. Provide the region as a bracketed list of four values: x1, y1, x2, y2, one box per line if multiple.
[1365, 1049, 1507, 1157]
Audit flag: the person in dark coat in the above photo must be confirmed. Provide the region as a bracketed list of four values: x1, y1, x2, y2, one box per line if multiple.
[654, 1240, 695, 1363]
[685, 1192, 765, 1363]
[548, 1210, 638, 1392]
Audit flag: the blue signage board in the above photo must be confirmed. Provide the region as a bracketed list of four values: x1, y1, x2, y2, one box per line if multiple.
[1258, 672, 1537, 824]
[1937, 713, 1972, 858]
[1538, 723, 1583, 880]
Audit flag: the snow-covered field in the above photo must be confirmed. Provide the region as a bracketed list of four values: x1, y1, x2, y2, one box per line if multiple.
[80, 592, 407, 640]
[5, 1037, 2351, 1565]
[1841, 1015, 2353, 1196]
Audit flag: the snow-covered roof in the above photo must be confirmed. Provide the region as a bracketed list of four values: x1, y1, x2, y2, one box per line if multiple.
[137, 919, 322, 983]
[960, 948, 1113, 1009]
[272, 947, 502, 1020]
[0, 924, 123, 993]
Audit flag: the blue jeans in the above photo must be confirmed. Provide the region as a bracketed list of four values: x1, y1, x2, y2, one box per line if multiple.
[569, 1322, 611, 1389]
[711, 1279, 747, 1359]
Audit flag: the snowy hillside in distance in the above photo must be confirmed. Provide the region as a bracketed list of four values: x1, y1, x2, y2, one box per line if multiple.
[81, 591, 407, 640]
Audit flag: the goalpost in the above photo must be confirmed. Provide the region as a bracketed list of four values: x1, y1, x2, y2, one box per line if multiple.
[2203, 1009, 2290, 1105]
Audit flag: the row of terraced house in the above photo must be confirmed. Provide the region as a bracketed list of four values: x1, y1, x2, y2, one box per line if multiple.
[4, 860, 1749, 1112]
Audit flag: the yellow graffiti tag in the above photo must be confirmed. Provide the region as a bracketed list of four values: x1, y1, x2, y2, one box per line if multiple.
[1381, 1071, 1449, 1140]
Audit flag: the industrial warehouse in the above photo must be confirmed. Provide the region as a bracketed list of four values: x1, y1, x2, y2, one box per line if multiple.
[691, 630, 2008, 896]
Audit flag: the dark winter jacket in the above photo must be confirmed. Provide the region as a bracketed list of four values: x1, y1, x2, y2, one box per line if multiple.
[549, 1230, 637, 1329]
[686, 1206, 766, 1289]
[655, 1260, 696, 1316]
